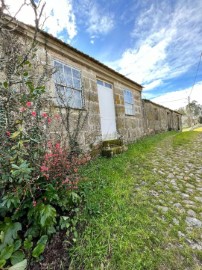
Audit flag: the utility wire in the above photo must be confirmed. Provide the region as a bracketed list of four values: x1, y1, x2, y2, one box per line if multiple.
[156, 97, 187, 103]
[148, 52, 202, 105]
[189, 52, 202, 98]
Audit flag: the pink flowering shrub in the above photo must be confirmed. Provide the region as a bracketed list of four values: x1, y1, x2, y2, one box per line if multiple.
[0, 79, 91, 265]
[40, 141, 90, 190]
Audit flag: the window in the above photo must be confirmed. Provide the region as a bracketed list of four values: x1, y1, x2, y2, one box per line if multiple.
[124, 90, 134, 115]
[54, 61, 83, 108]
[97, 79, 112, 89]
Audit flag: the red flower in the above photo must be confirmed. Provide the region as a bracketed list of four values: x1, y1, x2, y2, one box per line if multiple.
[26, 101, 32, 107]
[6, 131, 11, 137]
[47, 117, 52, 123]
[55, 143, 60, 149]
[31, 111, 37, 117]
[42, 112, 48, 118]
[40, 165, 49, 172]
[19, 107, 26, 112]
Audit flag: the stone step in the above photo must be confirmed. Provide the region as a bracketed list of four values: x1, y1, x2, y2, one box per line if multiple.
[102, 139, 124, 148]
[101, 138, 128, 157]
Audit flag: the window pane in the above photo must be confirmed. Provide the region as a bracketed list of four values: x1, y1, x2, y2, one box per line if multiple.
[104, 82, 112, 89]
[56, 85, 66, 105]
[72, 69, 80, 80]
[73, 78, 81, 90]
[97, 80, 103, 86]
[66, 87, 74, 107]
[74, 90, 82, 108]
[54, 62, 83, 108]
[125, 103, 134, 115]
[64, 65, 72, 86]
[54, 62, 65, 84]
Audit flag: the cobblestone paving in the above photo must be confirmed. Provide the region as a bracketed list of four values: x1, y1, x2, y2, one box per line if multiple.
[134, 132, 202, 269]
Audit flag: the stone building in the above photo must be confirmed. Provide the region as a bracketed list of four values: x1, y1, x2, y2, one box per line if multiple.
[142, 99, 182, 135]
[1, 18, 182, 153]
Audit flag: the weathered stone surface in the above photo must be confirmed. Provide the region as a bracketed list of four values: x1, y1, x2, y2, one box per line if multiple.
[142, 100, 182, 135]
[187, 210, 196, 217]
[185, 217, 202, 227]
[195, 196, 202, 203]
[173, 218, 179, 225]
[158, 206, 169, 213]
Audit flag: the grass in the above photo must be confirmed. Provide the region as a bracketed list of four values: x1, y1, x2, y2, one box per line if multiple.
[69, 131, 201, 270]
[172, 130, 199, 147]
[194, 127, 202, 132]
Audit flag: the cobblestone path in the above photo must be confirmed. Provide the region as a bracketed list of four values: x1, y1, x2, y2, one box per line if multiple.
[144, 132, 202, 269]
[134, 132, 202, 269]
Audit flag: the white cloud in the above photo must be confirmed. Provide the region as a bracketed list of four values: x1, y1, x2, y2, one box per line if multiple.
[150, 81, 202, 110]
[4, 0, 77, 41]
[76, 0, 114, 38]
[87, 5, 114, 35]
[144, 79, 163, 91]
[106, 0, 202, 90]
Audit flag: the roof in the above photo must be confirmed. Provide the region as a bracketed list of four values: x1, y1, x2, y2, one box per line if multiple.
[4, 14, 143, 90]
[40, 29, 143, 89]
[143, 99, 183, 115]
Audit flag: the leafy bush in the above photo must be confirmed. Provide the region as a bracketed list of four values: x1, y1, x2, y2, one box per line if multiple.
[0, 64, 90, 268]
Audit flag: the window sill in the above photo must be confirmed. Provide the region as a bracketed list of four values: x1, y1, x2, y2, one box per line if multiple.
[125, 114, 135, 117]
[54, 104, 87, 111]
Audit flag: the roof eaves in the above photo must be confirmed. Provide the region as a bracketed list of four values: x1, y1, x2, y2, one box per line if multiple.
[143, 99, 183, 115]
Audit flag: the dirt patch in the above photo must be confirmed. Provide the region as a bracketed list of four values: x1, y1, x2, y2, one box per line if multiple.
[29, 231, 70, 270]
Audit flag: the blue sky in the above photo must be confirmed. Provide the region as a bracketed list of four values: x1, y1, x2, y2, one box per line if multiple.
[6, 0, 202, 109]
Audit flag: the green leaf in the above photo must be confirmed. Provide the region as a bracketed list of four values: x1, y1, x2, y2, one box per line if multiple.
[24, 60, 31, 65]
[3, 81, 8, 88]
[0, 218, 21, 247]
[0, 259, 6, 268]
[8, 259, 27, 270]
[23, 236, 33, 251]
[10, 251, 25, 266]
[23, 71, 28, 76]
[40, 204, 56, 227]
[0, 245, 13, 260]
[60, 216, 70, 230]
[10, 131, 21, 139]
[32, 235, 48, 258]
[13, 239, 22, 252]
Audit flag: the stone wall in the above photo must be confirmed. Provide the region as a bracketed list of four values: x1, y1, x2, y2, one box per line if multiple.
[142, 99, 182, 135]
[40, 43, 144, 151]
[113, 82, 143, 143]
[1, 20, 182, 153]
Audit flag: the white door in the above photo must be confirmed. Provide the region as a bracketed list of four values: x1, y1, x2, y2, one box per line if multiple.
[97, 80, 117, 140]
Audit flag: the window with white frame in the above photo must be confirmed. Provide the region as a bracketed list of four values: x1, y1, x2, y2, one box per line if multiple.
[54, 61, 83, 109]
[124, 90, 134, 115]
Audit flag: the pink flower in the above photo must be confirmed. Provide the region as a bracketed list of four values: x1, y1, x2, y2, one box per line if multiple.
[54, 114, 60, 119]
[47, 117, 52, 124]
[19, 107, 26, 112]
[6, 131, 11, 137]
[26, 101, 32, 107]
[55, 143, 60, 149]
[42, 112, 48, 118]
[31, 111, 36, 117]
[40, 165, 49, 172]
